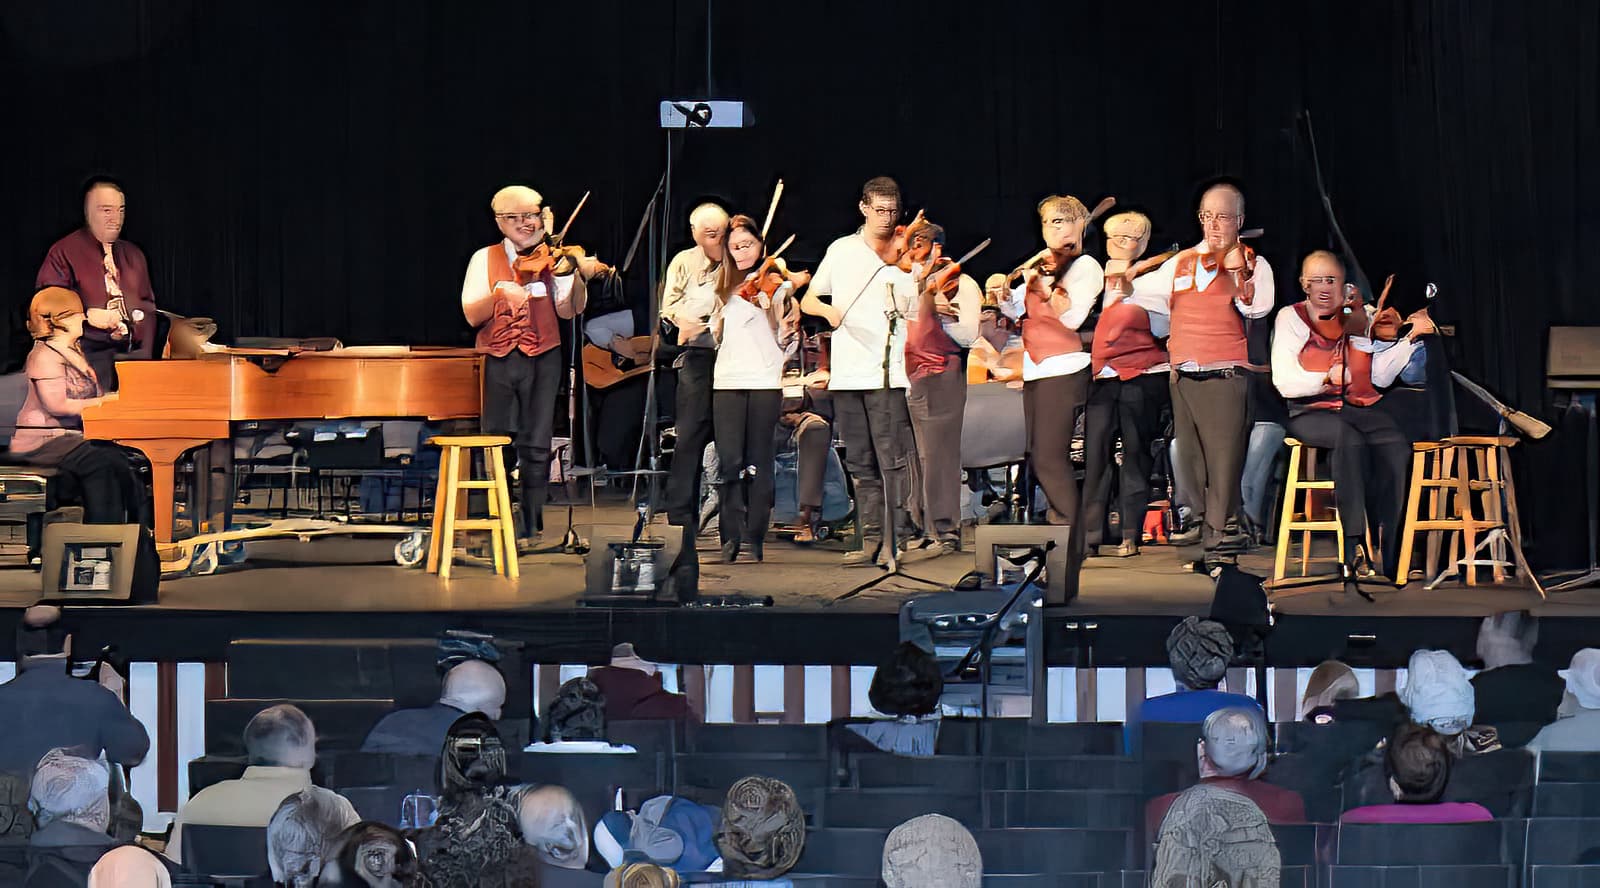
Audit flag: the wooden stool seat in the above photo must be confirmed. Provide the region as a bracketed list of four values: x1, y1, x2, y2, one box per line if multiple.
[1271, 438, 1347, 588]
[1394, 436, 1531, 589]
[425, 435, 518, 580]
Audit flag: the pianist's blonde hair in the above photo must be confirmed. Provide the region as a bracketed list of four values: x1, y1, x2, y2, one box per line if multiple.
[26, 287, 84, 341]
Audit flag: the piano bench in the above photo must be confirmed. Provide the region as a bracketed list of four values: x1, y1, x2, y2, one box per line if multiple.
[424, 435, 518, 580]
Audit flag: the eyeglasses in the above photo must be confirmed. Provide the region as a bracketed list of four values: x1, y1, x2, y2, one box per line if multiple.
[1303, 276, 1340, 285]
[1197, 211, 1240, 225]
[94, 207, 126, 217]
[1107, 233, 1143, 243]
[494, 212, 543, 225]
[866, 206, 899, 218]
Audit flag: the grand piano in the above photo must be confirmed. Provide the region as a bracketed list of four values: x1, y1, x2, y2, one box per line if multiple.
[81, 347, 482, 544]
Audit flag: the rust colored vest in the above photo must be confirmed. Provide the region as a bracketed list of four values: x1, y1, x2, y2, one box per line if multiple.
[1021, 273, 1083, 364]
[475, 243, 563, 358]
[1167, 248, 1250, 367]
[1291, 302, 1381, 409]
[1091, 298, 1167, 380]
[905, 286, 963, 380]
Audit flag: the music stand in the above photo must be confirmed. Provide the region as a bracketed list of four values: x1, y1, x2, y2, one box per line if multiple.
[1546, 327, 1600, 592]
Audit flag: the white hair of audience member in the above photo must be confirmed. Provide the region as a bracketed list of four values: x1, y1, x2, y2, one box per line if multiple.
[268, 787, 361, 884]
[244, 704, 318, 769]
[1300, 660, 1361, 720]
[1566, 648, 1600, 710]
[1399, 649, 1475, 735]
[88, 844, 173, 888]
[688, 202, 728, 231]
[30, 747, 111, 831]
[1201, 706, 1269, 779]
[881, 814, 981, 888]
[1477, 611, 1537, 670]
[439, 660, 507, 721]
[517, 784, 589, 869]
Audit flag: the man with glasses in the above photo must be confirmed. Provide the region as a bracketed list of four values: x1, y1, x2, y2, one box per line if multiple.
[800, 176, 918, 566]
[461, 185, 592, 550]
[1133, 182, 1274, 566]
[36, 177, 157, 389]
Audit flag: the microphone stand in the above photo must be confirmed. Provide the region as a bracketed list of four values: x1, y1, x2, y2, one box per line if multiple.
[831, 281, 945, 604]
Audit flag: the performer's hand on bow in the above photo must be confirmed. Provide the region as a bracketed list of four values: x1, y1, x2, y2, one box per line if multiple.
[86, 306, 124, 332]
[1405, 309, 1436, 340]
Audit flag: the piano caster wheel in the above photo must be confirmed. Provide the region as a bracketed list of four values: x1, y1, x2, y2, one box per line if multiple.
[394, 531, 426, 568]
[218, 540, 248, 567]
[190, 543, 219, 577]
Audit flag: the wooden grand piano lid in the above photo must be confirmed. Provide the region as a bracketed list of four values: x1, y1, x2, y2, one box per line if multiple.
[1549, 327, 1600, 389]
[197, 344, 480, 360]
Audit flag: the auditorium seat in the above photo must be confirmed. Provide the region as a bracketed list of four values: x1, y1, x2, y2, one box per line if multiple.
[1535, 783, 1600, 818]
[850, 753, 1011, 791]
[987, 790, 1143, 829]
[820, 788, 982, 829]
[1334, 820, 1510, 866]
[1524, 817, 1600, 866]
[1539, 753, 1600, 784]
[204, 698, 397, 756]
[935, 719, 1124, 756]
[1327, 865, 1516, 888]
[1528, 866, 1600, 888]
[605, 719, 682, 759]
[1024, 756, 1146, 792]
[1137, 722, 1206, 794]
[975, 827, 1132, 874]
[685, 722, 827, 756]
[183, 824, 268, 879]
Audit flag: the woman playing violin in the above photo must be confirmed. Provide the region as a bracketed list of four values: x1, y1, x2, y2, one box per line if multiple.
[708, 215, 808, 562]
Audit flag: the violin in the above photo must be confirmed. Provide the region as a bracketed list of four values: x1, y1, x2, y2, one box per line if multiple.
[512, 241, 608, 285]
[734, 234, 808, 309]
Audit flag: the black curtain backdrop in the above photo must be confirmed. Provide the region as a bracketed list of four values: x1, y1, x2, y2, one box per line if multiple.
[3, 0, 1596, 566]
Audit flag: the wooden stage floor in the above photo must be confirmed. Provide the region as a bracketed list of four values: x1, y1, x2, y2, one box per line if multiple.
[0, 500, 1591, 665]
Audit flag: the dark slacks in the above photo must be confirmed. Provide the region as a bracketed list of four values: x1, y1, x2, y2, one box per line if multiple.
[1080, 373, 1168, 547]
[31, 439, 147, 526]
[1286, 404, 1412, 574]
[481, 347, 564, 534]
[833, 388, 915, 546]
[1169, 372, 1251, 551]
[905, 367, 967, 543]
[712, 389, 783, 546]
[664, 348, 716, 527]
[785, 413, 832, 509]
[1024, 370, 1090, 558]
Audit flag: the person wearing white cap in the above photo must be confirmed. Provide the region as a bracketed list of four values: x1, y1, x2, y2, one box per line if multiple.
[1144, 706, 1306, 835]
[1399, 649, 1475, 735]
[1527, 649, 1600, 753]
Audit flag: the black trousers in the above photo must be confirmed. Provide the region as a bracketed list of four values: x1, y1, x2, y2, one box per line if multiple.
[783, 413, 831, 509]
[31, 439, 147, 526]
[481, 348, 563, 534]
[1286, 405, 1412, 574]
[1169, 372, 1251, 550]
[833, 388, 915, 546]
[1024, 370, 1089, 559]
[1080, 373, 1168, 547]
[665, 348, 716, 527]
[713, 389, 783, 545]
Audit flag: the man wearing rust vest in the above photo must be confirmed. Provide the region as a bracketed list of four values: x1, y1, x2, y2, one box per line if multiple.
[1272, 251, 1431, 598]
[1135, 183, 1273, 565]
[36, 177, 157, 390]
[1001, 195, 1103, 562]
[1081, 211, 1171, 557]
[462, 185, 591, 549]
[901, 219, 980, 561]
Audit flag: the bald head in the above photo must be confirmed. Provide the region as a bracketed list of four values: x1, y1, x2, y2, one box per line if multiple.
[1201, 183, 1245, 216]
[440, 659, 506, 720]
[244, 704, 317, 769]
[89, 845, 172, 888]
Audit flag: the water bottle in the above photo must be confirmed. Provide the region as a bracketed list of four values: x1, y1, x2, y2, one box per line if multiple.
[399, 789, 437, 829]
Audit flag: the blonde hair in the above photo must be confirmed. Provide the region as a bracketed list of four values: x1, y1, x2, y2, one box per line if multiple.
[26, 288, 84, 340]
[1104, 211, 1152, 239]
[490, 185, 543, 213]
[608, 863, 682, 888]
[1037, 195, 1088, 222]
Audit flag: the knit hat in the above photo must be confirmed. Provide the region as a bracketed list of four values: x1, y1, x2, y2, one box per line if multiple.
[1166, 617, 1234, 690]
[882, 814, 981, 888]
[1399, 649, 1475, 735]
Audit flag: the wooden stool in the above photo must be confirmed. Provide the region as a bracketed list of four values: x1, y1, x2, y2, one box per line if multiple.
[425, 435, 519, 580]
[1395, 435, 1533, 589]
[1271, 438, 1346, 587]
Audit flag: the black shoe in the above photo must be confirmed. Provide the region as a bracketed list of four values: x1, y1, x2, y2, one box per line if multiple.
[720, 540, 741, 564]
[1335, 559, 1376, 604]
[748, 539, 764, 562]
[1170, 525, 1202, 547]
[1215, 531, 1254, 553]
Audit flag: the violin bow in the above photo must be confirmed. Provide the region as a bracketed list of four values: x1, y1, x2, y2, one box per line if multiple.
[1088, 195, 1117, 224]
[760, 179, 785, 243]
[769, 233, 796, 259]
[552, 190, 591, 247]
[1007, 197, 1115, 283]
[951, 237, 992, 268]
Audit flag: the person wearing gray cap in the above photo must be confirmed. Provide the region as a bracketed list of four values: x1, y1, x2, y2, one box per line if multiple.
[1144, 706, 1306, 835]
[1125, 617, 1259, 755]
[587, 643, 696, 723]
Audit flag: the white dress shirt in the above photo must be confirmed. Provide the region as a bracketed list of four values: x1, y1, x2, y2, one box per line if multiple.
[807, 233, 914, 390]
[460, 239, 577, 325]
[1271, 303, 1420, 400]
[714, 284, 794, 390]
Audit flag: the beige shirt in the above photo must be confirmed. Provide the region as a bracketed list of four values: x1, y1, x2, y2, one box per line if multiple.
[165, 766, 313, 863]
[660, 247, 722, 350]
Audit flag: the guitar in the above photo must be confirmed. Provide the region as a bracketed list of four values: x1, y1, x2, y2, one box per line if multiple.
[582, 335, 655, 389]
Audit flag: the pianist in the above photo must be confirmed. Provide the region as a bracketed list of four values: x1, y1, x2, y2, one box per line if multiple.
[11, 287, 144, 525]
[461, 185, 589, 548]
[35, 177, 158, 390]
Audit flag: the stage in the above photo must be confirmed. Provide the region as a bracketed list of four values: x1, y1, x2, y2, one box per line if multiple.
[0, 498, 1592, 670]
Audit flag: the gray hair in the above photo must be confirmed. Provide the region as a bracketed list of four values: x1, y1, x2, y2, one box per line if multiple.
[30, 748, 110, 831]
[882, 814, 981, 888]
[267, 787, 361, 882]
[244, 704, 317, 769]
[439, 659, 507, 721]
[1202, 706, 1269, 779]
[1477, 610, 1537, 669]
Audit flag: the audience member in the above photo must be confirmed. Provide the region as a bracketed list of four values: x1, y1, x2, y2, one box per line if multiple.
[361, 659, 506, 756]
[604, 862, 681, 888]
[1145, 706, 1307, 835]
[1300, 660, 1361, 722]
[1340, 724, 1493, 823]
[1399, 649, 1499, 755]
[255, 787, 359, 888]
[515, 785, 588, 870]
[412, 714, 538, 888]
[167, 704, 322, 863]
[594, 795, 721, 872]
[881, 814, 981, 888]
[716, 776, 805, 878]
[1528, 648, 1600, 753]
[1470, 611, 1564, 746]
[1151, 784, 1280, 888]
[845, 641, 945, 756]
[543, 677, 607, 744]
[0, 607, 149, 772]
[1127, 617, 1258, 755]
[25, 748, 115, 888]
[86, 845, 170, 888]
[317, 821, 421, 887]
[586, 644, 695, 723]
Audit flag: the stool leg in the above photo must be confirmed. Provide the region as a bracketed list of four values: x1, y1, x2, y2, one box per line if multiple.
[483, 447, 506, 577]
[438, 446, 461, 581]
[1395, 450, 1426, 587]
[1499, 447, 1529, 580]
[1458, 448, 1478, 586]
[487, 445, 520, 580]
[1486, 446, 1507, 583]
[1273, 445, 1301, 584]
[426, 446, 452, 574]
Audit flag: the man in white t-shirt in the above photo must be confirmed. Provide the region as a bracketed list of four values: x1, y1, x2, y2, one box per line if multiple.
[799, 177, 918, 566]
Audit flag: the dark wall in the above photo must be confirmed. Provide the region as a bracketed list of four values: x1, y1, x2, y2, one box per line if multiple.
[3, 0, 1596, 564]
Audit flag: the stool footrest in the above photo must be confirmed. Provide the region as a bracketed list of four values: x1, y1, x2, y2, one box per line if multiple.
[451, 519, 514, 530]
[451, 481, 501, 490]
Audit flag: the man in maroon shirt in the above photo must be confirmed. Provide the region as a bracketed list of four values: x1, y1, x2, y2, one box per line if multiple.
[1146, 706, 1306, 836]
[36, 178, 158, 389]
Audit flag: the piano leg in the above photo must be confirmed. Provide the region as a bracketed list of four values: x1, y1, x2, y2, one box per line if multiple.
[122, 438, 218, 544]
